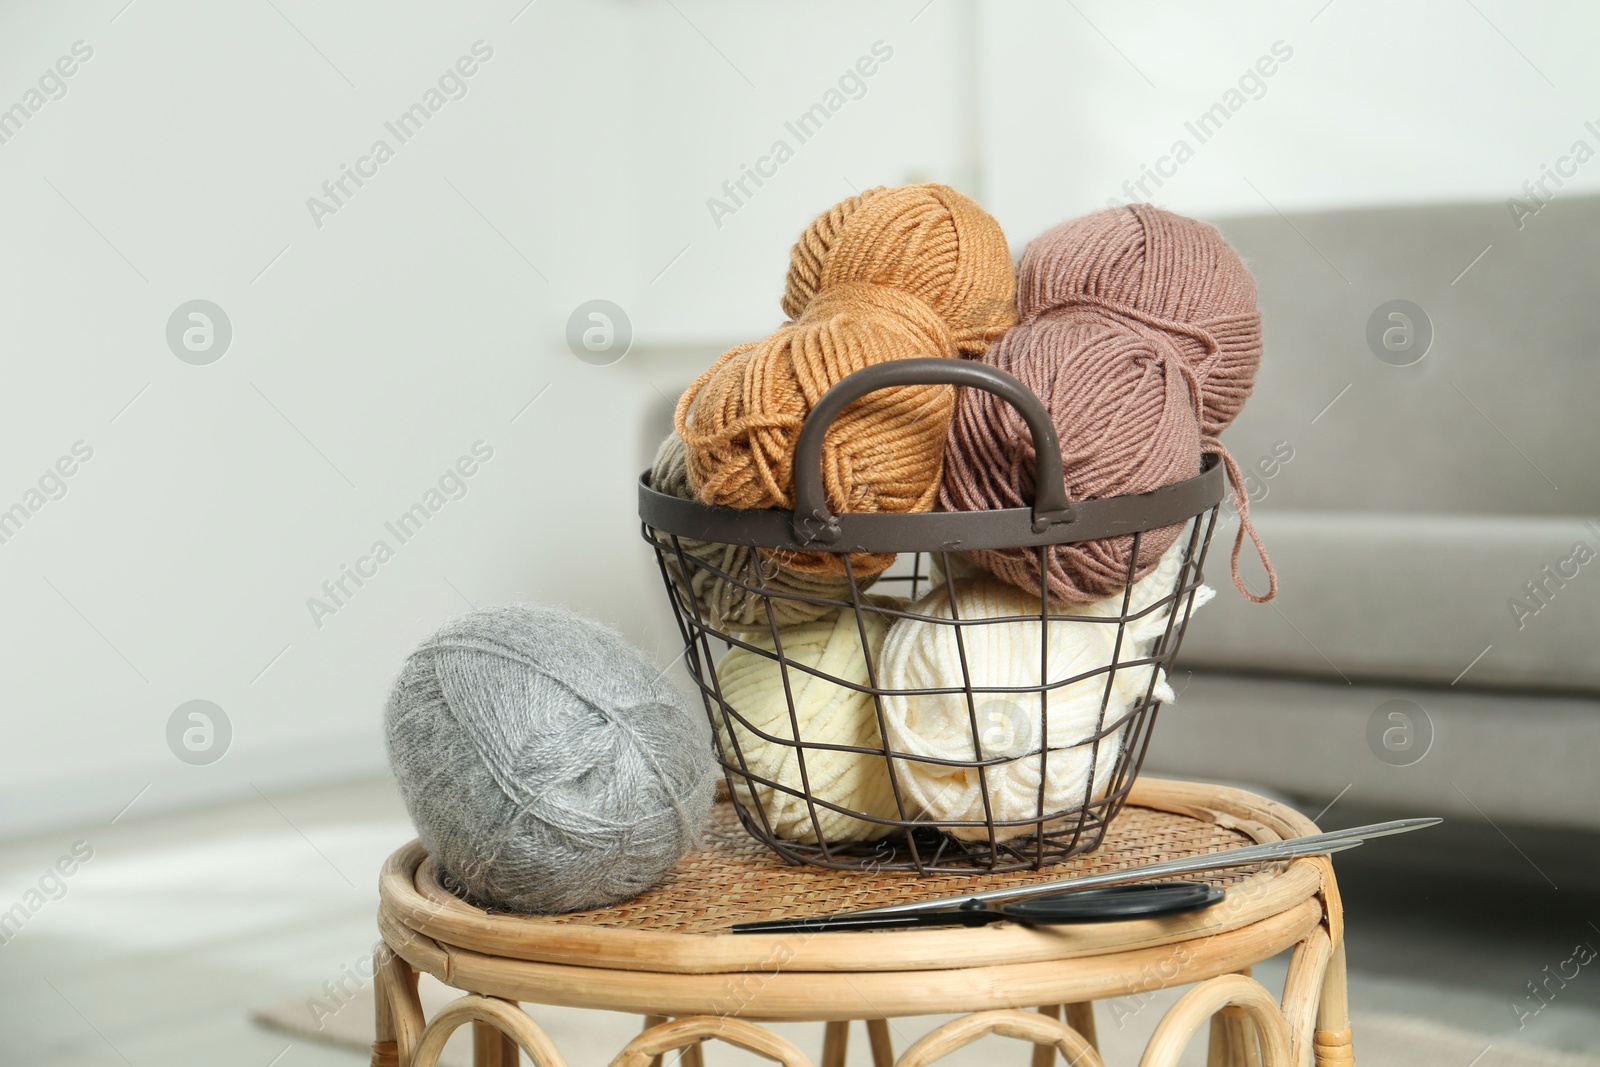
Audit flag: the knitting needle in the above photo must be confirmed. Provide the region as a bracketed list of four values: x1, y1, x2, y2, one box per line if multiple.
[732, 817, 1439, 933]
[850, 817, 1439, 916]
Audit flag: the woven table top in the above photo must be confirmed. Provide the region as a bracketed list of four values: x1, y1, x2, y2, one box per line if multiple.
[421, 801, 1269, 935]
[378, 778, 1328, 978]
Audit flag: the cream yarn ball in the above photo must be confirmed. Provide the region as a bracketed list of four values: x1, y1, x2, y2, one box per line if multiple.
[879, 548, 1211, 840]
[714, 597, 909, 844]
[1078, 539, 1216, 632]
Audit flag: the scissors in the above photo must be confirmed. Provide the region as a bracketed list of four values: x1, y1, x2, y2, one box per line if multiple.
[731, 816, 1440, 934]
[732, 881, 1223, 933]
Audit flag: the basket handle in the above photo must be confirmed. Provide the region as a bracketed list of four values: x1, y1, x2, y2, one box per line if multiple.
[791, 357, 1074, 545]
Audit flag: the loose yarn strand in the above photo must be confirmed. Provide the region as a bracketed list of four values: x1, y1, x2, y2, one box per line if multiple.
[1207, 440, 1277, 603]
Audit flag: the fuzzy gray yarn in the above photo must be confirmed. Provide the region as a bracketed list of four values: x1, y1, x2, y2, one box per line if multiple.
[384, 604, 715, 914]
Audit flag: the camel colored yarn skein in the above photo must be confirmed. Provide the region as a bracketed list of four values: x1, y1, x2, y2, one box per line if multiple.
[649, 434, 877, 632]
[942, 205, 1276, 603]
[781, 185, 1017, 355]
[676, 184, 1017, 580]
[714, 597, 909, 844]
[878, 560, 1212, 841]
[385, 604, 715, 913]
[781, 188, 874, 324]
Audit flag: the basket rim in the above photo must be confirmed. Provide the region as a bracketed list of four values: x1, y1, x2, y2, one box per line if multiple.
[638, 453, 1223, 554]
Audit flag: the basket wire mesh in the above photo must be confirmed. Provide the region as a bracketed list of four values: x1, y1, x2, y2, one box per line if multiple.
[641, 359, 1223, 873]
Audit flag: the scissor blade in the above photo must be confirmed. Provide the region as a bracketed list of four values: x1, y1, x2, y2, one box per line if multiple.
[840, 817, 1439, 919]
[730, 907, 991, 935]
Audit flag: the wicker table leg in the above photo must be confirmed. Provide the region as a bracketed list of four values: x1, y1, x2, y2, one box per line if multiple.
[413, 994, 567, 1067]
[475, 1019, 519, 1067]
[1032, 1003, 1097, 1067]
[898, 1009, 1103, 1067]
[1206, 1008, 1262, 1067]
[1143, 975, 1291, 1067]
[1064, 1005, 1098, 1055]
[614, 1016, 811, 1067]
[640, 1016, 709, 1067]
[823, 1021, 850, 1067]
[866, 1019, 896, 1067]
[1283, 927, 1335, 1067]
[1313, 943, 1354, 1067]
[373, 969, 398, 1067]
[1032, 1007, 1061, 1067]
[1206, 970, 1260, 1067]
[374, 947, 424, 1067]
[643, 1017, 670, 1067]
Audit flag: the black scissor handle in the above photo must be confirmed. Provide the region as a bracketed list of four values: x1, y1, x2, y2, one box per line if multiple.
[996, 881, 1223, 923]
[727, 881, 1224, 934]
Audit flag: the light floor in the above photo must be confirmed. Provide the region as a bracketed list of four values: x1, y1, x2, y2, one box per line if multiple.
[2, 775, 1598, 1065]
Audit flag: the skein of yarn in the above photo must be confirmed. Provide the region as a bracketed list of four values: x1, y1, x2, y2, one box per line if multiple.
[1084, 540, 1217, 630]
[780, 185, 1017, 354]
[877, 558, 1211, 840]
[676, 184, 1017, 579]
[648, 434, 877, 632]
[944, 307, 1203, 602]
[941, 205, 1275, 603]
[1018, 204, 1262, 437]
[385, 604, 715, 913]
[714, 597, 909, 844]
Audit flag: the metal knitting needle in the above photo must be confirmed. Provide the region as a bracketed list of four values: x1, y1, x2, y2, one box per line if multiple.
[840, 817, 1441, 919]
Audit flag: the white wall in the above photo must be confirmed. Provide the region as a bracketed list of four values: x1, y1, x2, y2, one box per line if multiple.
[3, 0, 1597, 836]
[979, 1, 1600, 235]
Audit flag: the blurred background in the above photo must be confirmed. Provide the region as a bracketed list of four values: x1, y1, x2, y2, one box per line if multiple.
[2, 1, 1597, 1063]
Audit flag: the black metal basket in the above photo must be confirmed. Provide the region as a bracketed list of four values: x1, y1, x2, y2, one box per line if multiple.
[640, 359, 1224, 873]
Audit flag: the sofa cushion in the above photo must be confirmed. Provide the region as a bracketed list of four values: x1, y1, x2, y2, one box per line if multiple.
[1145, 672, 1600, 831]
[1209, 194, 1600, 516]
[1179, 511, 1600, 695]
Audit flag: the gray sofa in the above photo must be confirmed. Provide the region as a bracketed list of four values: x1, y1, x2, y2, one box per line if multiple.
[1145, 194, 1600, 830]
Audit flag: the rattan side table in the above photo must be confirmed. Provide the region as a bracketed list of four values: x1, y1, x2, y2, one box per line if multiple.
[370, 778, 1353, 1067]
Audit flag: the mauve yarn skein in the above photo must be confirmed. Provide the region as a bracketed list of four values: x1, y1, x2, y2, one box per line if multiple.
[648, 434, 877, 632]
[676, 184, 1016, 579]
[385, 604, 714, 914]
[943, 205, 1276, 603]
[1020, 204, 1262, 437]
[943, 308, 1203, 602]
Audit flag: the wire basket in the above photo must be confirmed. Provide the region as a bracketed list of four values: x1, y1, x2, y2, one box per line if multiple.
[640, 359, 1224, 873]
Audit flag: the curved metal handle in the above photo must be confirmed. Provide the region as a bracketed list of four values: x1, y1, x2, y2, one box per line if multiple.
[790, 357, 1074, 545]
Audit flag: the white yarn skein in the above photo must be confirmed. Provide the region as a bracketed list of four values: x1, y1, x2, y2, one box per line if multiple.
[714, 597, 909, 844]
[879, 550, 1212, 840]
[935, 540, 1212, 636]
[1079, 539, 1216, 639]
[924, 550, 981, 589]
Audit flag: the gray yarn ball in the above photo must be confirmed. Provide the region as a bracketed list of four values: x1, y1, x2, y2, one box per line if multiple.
[384, 604, 715, 914]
